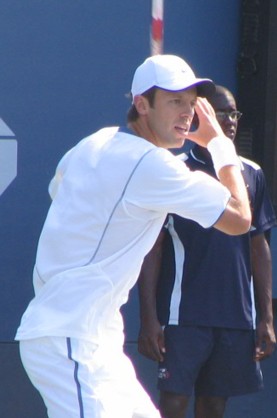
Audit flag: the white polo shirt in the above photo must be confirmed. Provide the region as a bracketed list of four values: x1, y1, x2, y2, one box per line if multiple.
[16, 127, 230, 346]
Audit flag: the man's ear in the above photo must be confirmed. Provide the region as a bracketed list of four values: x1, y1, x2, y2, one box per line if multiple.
[133, 95, 150, 116]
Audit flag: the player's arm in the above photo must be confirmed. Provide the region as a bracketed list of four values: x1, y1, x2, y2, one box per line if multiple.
[251, 233, 276, 360]
[187, 98, 251, 235]
[212, 165, 251, 235]
[137, 230, 166, 362]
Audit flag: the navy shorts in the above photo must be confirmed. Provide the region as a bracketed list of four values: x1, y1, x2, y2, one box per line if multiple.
[157, 325, 263, 397]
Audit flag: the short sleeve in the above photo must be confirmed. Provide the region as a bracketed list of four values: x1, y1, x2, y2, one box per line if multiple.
[124, 148, 230, 229]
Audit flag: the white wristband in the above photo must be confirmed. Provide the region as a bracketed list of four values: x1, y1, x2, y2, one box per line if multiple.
[207, 136, 241, 178]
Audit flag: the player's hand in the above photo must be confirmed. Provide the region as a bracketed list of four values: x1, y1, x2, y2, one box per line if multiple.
[187, 97, 226, 147]
[138, 319, 165, 362]
[254, 320, 276, 361]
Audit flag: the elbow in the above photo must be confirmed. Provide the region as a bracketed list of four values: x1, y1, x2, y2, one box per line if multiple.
[234, 217, 251, 235]
[238, 206, 252, 234]
[228, 213, 252, 236]
[215, 211, 252, 236]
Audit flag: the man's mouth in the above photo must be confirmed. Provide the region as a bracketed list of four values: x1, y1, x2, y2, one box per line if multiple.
[175, 125, 189, 136]
[224, 129, 236, 140]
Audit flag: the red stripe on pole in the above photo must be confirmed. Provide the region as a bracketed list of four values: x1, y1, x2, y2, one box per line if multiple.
[152, 18, 163, 41]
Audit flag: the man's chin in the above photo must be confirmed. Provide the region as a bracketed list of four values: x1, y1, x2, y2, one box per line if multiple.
[174, 138, 186, 148]
[168, 139, 186, 152]
[224, 131, 236, 141]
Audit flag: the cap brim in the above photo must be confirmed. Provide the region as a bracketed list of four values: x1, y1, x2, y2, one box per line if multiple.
[194, 79, 215, 98]
[156, 78, 215, 98]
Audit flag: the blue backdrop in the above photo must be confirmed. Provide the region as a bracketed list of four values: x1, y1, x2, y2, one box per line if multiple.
[0, 0, 241, 341]
[5, 3, 277, 418]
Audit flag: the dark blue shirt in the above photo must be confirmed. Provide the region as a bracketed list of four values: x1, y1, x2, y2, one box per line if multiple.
[157, 149, 277, 329]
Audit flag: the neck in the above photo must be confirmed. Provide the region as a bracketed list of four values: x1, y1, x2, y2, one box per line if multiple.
[128, 118, 159, 146]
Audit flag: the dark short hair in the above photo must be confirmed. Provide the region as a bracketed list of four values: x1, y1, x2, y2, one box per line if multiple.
[206, 84, 236, 108]
[127, 87, 157, 122]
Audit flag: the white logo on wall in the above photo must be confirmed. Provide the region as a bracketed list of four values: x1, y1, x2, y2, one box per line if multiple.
[0, 118, 17, 196]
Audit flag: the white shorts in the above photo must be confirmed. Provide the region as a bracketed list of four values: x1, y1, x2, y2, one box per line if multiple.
[19, 337, 160, 418]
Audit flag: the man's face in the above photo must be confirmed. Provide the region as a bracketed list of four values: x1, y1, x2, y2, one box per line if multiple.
[145, 87, 197, 149]
[210, 91, 239, 141]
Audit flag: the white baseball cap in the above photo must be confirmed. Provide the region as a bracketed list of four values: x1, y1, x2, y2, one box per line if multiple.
[131, 54, 215, 98]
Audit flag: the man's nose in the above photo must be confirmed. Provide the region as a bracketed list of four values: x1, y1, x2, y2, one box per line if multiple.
[180, 107, 194, 118]
[224, 115, 236, 126]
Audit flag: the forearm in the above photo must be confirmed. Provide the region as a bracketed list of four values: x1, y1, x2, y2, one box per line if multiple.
[137, 231, 166, 361]
[214, 164, 251, 235]
[187, 99, 251, 234]
[138, 268, 159, 325]
[207, 136, 251, 229]
[138, 231, 165, 324]
[251, 233, 276, 359]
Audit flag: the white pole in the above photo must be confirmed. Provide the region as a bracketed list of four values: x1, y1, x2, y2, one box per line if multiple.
[151, 0, 164, 55]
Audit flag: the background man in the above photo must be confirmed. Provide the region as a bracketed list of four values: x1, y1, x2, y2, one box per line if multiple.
[138, 85, 276, 418]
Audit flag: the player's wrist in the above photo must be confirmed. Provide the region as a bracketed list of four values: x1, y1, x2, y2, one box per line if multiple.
[207, 136, 241, 178]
